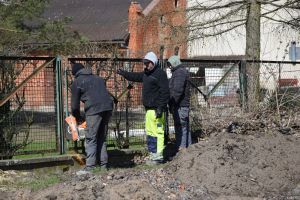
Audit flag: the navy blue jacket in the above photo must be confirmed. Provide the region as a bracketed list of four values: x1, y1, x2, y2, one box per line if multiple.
[71, 68, 113, 119]
[169, 64, 190, 107]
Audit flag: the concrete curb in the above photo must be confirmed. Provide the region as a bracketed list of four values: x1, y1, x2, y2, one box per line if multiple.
[0, 155, 74, 170]
[0, 149, 147, 170]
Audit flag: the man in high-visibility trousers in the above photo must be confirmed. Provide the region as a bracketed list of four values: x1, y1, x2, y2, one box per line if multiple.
[117, 52, 169, 164]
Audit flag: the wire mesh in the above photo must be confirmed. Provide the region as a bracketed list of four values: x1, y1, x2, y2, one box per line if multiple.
[173, 59, 241, 138]
[259, 61, 300, 110]
[66, 58, 146, 149]
[65, 58, 243, 148]
[0, 57, 57, 159]
[1, 56, 299, 158]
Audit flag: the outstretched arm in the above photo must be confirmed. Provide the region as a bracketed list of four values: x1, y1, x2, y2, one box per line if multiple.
[117, 69, 143, 82]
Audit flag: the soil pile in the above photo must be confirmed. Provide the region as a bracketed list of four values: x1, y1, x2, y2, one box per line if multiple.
[167, 130, 300, 199]
[1, 123, 300, 199]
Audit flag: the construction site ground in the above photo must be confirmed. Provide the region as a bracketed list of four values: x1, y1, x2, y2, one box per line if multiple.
[0, 113, 300, 200]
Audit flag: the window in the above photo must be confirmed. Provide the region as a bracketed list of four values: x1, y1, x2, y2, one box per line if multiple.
[289, 41, 298, 62]
[159, 15, 165, 24]
[174, 46, 179, 56]
[175, 0, 179, 8]
[160, 46, 165, 59]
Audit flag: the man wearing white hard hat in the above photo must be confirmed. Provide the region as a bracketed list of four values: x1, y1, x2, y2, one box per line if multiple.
[117, 52, 169, 165]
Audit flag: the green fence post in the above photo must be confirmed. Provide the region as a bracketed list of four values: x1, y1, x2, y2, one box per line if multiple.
[239, 60, 247, 111]
[64, 68, 69, 116]
[64, 68, 70, 150]
[55, 56, 65, 154]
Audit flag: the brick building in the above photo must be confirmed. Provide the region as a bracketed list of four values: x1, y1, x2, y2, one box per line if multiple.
[19, 0, 188, 110]
[128, 0, 187, 59]
[43, 0, 187, 59]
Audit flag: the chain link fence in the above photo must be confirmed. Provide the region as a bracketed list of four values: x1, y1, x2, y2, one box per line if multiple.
[259, 61, 300, 111]
[0, 57, 58, 159]
[66, 58, 146, 150]
[1, 56, 299, 158]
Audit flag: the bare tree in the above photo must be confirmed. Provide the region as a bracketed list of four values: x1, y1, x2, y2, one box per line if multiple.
[184, 0, 300, 110]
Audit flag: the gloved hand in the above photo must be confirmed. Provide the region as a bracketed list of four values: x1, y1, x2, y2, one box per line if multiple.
[155, 108, 163, 118]
[117, 69, 126, 76]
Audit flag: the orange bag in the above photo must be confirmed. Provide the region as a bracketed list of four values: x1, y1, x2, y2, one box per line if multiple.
[65, 115, 80, 141]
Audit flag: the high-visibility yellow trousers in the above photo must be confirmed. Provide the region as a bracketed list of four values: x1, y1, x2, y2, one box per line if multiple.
[145, 109, 165, 160]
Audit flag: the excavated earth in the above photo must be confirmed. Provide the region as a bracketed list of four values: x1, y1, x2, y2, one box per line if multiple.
[1, 121, 300, 200]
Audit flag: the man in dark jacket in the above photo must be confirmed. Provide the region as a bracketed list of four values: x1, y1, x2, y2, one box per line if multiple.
[117, 52, 169, 164]
[167, 55, 191, 152]
[71, 63, 113, 175]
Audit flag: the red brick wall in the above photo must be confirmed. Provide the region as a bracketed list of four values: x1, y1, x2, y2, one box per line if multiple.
[128, 2, 144, 58]
[14, 60, 55, 111]
[128, 0, 187, 59]
[16, 1, 188, 111]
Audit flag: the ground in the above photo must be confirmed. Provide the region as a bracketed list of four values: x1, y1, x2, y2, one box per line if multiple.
[1, 116, 300, 200]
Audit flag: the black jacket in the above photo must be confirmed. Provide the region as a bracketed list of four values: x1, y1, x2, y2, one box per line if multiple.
[71, 68, 113, 119]
[122, 66, 169, 110]
[169, 64, 190, 107]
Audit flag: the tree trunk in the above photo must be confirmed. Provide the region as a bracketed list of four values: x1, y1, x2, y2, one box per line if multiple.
[245, 0, 261, 111]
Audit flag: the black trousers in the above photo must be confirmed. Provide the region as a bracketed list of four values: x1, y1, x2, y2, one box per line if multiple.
[85, 111, 112, 167]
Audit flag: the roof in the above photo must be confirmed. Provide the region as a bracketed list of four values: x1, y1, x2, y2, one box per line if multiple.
[44, 0, 152, 42]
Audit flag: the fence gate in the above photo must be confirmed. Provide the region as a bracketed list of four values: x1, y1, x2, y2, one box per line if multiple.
[0, 56, 64, 159]
[65, 57, 146, 150]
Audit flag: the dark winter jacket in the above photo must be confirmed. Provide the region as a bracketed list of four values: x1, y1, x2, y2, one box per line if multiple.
[71, 68, 113, 120]
[168, 59, 190, 107]
[121, 66, 170, 110]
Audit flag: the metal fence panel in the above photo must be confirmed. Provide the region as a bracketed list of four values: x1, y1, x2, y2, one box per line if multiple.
[0, 57, 58, 158]
[66, 58, 146, 149]
[258, 61, 300, 110]
[65, 58, 243, 148]
[2, 56, 299, 158]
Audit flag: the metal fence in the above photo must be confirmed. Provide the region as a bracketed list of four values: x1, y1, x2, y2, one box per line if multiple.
[66, 58, 146, 150]
[0, 57, 61, 159]
[1, 56, 300, 158]
[184, 59, 300, 134]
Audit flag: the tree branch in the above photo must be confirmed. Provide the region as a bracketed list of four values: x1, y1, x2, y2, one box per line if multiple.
[189, 22, 245, 40]
[187, 0, 246, 12]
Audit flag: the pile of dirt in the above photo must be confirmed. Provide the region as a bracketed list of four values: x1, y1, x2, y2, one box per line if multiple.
[6, 168, 189, 200]
[1, 123, 300, 199]
[167, 130, 300, 199]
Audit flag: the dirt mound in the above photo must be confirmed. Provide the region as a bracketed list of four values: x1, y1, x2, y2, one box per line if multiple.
[1, 119, 300, 199]
[167, 131, 300, 199]
[6, 168, 183, 200]
[105, 179, 163, 199]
